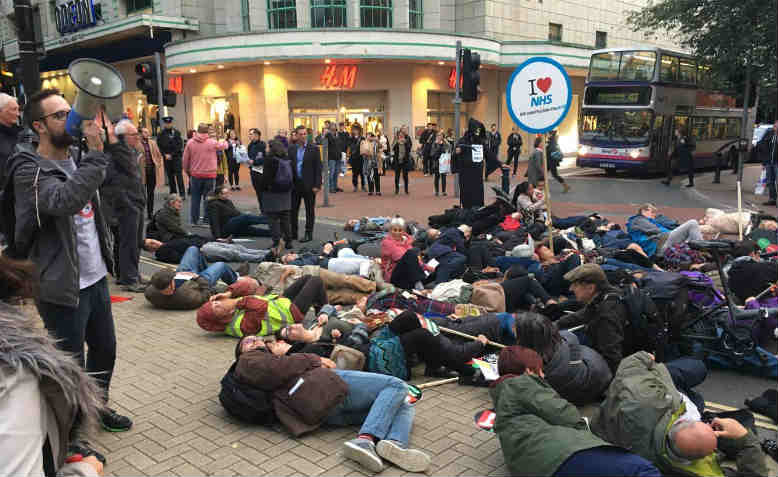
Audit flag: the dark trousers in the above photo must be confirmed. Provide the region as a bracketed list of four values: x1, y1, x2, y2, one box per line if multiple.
[145, 167, 156, 219]
[282, 276, 328, 315]
[165, 158, 185, 196]
[190, 177, 215, 224]
[367, 167, 381, 194]
[554, 447, 660, 477]
[228, 158, 240, 186]
[113, 207, 142, 285]
[467, 244, 493, 270]
[37, 277, 117, 400]
[506, 147, 521, 175]
[394, 167, 409, 193]
[291, 186, 317, 237]
[766, 164, 778, 201]
[352, 160, 365, 189]
[423, 154, 432, 175]
[549, 162, 565, 184]
[250, 171, 264, 211]
[267, 210, 292, 245]
[665, 357, 707, 413]
[390, 311, 444, 369]
[540, 254, 582, 296]
[501, 276, 551, 311]
[390, 249, 426, 290]
[435, 252, 467, 284]
[224, 214, 272, 237]
[434, 173, 447, 194]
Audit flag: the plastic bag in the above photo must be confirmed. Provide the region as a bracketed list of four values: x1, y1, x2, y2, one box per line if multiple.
[755, 168, 767, 195]
[439, 152, 451, 174]
[235, 145, 251, 164]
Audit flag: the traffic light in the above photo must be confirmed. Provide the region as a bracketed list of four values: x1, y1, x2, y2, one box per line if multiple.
[136, 61, 177, 107]
[136, 61, 157, 104]
[461, 48, 481, 102]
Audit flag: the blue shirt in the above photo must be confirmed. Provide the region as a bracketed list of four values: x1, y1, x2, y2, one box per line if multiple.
[296, 143, 306, 177]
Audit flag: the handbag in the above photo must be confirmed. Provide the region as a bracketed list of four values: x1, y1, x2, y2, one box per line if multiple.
[235, 145, 250, 164]
[439, 152, 452, 174]
[755, 168, 767, 195]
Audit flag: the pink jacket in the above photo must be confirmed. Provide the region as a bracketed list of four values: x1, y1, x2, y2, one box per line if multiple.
[182, 133, 228, 178]
[381, 233, 414, 283]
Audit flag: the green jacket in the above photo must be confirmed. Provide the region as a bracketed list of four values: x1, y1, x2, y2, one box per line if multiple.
[155, 203, 189, 242]
[144, 273, 212, 310]
[592, 352, 768, 477]
[490, 374, 609, 476]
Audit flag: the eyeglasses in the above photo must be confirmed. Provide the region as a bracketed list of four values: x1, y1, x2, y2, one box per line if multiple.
[37, 109, 71, 122]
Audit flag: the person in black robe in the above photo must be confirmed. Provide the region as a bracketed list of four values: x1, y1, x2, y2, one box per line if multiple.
[453, 118, 488, 209]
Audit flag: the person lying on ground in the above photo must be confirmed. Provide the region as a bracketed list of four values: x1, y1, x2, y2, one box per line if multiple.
[492, 346, 661, 477]
[627, 203, 703, 258]
[497, 245, 581, 297]
[143, 237, 269, 263]
[427, 225, 471, 285]
[381, 217, 430, 291]
[514, 312, 611, 404]
[205, 186, 271, 239]
[591, 352, 768, 477]
[344, 216, 391, 233]
[144, 246, 251, 310]
[500, 265, 556, 311]
[234, 337, 431, 473]
[282, 243, 380, 279]
[197, 275, 328, 337]
[0, 256, 106, 476]
[253, 262, 378, 305]
[557, 264, 710, 410]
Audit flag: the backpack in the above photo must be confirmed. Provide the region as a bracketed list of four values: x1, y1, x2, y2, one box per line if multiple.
[606, 286, 668, 361]
[271, 158, 293, 193]
[367, 327, 408, 380]
[218, 362, 277, 425]
[680, 271, 724, 308]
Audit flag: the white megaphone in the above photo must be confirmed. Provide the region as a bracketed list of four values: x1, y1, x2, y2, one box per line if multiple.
[66, 58, 125, 136]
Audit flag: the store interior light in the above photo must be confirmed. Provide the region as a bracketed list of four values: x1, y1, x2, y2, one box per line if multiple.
[324, 59, 331, 64]
[437, 61, 445, 65]
[264, 61, 271, 65]
[189, 68, 197, 73]
[217, 65, 224, 69]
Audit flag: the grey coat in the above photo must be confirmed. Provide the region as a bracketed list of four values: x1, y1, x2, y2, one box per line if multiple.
[526, 148, 544, 187]
[7, 149, 114, 308]
[544, 334, 613, 405]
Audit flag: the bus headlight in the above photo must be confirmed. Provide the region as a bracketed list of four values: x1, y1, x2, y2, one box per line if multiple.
[578, 145, 589, 156]
[629, 149, 640, 159]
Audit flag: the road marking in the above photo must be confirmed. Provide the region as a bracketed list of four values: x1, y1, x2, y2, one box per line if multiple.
[705, 401, 777, 431]
[140, 256, 177, 270]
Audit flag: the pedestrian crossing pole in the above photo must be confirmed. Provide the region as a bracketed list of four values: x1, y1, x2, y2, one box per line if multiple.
[321, 135, 331, 207]
[453, 41, 462, 200]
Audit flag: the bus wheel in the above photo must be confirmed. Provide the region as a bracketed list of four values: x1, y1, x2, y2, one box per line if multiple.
[728, 148, 738, 170]
[604, 169, 618, 177]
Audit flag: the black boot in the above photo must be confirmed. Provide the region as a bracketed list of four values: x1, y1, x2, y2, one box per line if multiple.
[424, 365, 459, 378]
[301, 232, 313, 243]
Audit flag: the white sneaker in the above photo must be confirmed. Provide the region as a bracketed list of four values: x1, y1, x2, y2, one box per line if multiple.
[376, 439, 431, 472]
[343, 438, 384, 473]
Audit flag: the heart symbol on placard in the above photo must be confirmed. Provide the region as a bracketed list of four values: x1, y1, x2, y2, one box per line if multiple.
[537, 77, 552, 93]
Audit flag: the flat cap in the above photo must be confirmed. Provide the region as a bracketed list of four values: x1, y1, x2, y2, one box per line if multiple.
[563, 263, 607, 284]
[162, 116, 174, 123]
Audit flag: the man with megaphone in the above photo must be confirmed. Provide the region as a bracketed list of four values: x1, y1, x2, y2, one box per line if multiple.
[5, 88, 134, 438]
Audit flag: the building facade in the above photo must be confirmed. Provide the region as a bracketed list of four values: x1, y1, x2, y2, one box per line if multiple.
[0, 0, 682, 152]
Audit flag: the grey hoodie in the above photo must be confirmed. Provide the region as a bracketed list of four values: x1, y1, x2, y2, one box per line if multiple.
[5, 148, 114, 308]
[0, 302, 102, 475]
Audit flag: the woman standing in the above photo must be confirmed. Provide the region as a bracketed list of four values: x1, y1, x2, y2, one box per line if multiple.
[361, 133, 381, 196]
[225, 129, 242, 191]
[247, 128, 266, 211]
[526, 136, 545, 188]
[261, 140, 294, 252]
[546, 130, 570, 193]
[430, 131, 450, 196]
[393, 131, 413, 195]
[377, 128, 390, 176]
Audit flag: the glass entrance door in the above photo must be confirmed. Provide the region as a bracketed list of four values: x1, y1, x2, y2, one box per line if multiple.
[291, 114, 337, 136]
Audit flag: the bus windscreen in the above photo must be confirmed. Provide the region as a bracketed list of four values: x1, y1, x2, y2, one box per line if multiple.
[585, 86, 652, 106]
[581, 109, 654, 146]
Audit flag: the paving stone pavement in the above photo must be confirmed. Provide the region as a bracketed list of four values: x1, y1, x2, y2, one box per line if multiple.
[69, 284, 509, 476]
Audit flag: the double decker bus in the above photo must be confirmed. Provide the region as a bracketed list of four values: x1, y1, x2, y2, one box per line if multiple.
[577, 47, 754, 174]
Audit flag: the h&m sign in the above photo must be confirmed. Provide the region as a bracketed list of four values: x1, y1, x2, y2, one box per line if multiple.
[54, 0, 101, 36]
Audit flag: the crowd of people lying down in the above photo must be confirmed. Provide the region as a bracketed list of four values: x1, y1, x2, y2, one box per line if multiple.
[3, 180, 776, 475]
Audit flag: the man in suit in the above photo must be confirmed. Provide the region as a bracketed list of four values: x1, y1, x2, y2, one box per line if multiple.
[289, 124, 323, 242]
[759, 120, 778, 206]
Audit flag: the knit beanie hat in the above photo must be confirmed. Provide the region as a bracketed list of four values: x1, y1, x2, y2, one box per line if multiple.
[497, 346, 543, 376]
[197, 301, 216, 328]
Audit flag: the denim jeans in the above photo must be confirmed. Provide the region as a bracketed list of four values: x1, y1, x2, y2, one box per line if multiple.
[37, 277, 116, 400]
[325, 370, 415, 445]
[328, 249, 371, 275]
[177, 246, 238, 287]
[190, 177, 215, 224]
[201, 242, 269, 263]
[328, 160, 339, 191]
[434, 251, 467, 284]
[665, 357, 707, 413]
[765, 163, 778, 201]
[554, 447, 660, 477]
[601, 258, 654, 272]
[224, 214, 272, 237]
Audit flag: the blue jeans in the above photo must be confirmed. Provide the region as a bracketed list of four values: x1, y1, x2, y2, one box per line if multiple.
[224, 214, 271, 237]
[552, 215, 588, 230]
[325, 370, 414, 445]
[190, 177, 215, 224]
[328, 160, 340, 191]
[601, 258, 654, 272]
[665, 357, 707, 413]
[177, 246, 237, 287]
[554, 446, 660, 476]
[764, 163, 777, 201]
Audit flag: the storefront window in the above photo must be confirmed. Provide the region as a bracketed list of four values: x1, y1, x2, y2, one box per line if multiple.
[288, 91, 386, 135]
[126, 0, 152, 13]
[311, 0, 347, 28]
[192, 94, 241, 139]
[267, 0, 297, 29]
[409, 0, 423, 29]
[360, 0, 392, 28]
[427, 91, 466, 136]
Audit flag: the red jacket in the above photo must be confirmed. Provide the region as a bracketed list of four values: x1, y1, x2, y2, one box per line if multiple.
[182, 133, 228, 178]
[381, 233, 414, 283]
